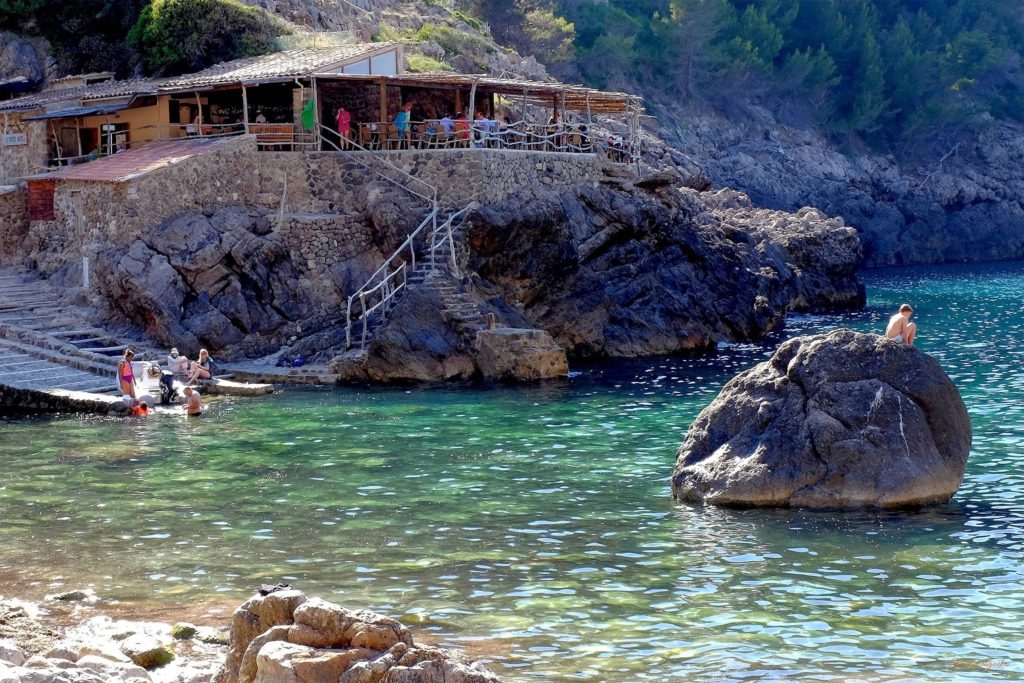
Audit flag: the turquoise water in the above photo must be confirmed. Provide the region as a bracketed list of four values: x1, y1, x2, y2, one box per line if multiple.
[2, 261, 1024, 681]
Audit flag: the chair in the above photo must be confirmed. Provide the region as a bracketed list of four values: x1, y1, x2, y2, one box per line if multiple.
[359, 124, 374, 150]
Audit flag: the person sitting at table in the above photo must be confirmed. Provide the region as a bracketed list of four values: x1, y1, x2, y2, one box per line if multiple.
[254, 110, 268, 124]
[454, 112, 470, 147]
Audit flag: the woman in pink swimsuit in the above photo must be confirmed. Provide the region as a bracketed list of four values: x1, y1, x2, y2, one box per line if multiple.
[118, 348, 137, 399]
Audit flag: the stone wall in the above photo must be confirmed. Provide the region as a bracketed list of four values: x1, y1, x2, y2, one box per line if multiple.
[0, 382, 127, 415]
[0, 116, 48, 184]
[0, 185, 27, 266]
[257, 148, 608, 213]
[27, 136, 262, 274]
[21, 139, 609, 280]
[276, 212, 377, 286]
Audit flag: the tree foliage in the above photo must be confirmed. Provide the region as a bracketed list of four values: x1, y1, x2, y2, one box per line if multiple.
[130, 0, 287, 75]
[467, 0, 1024, 142]
[2, 0, 286, 77]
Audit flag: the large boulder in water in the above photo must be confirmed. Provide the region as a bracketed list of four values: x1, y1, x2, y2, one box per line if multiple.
[671, 329, 971, 508]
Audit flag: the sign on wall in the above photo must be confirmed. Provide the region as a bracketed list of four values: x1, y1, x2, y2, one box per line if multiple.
[2, 133, 27, 146]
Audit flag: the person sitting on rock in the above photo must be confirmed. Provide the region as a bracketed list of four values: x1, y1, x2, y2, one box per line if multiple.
[885, 304, 917, 345]
[186, 348, 212, 384]
[167, 347, 189, 378]
[182, 387, 202, 416]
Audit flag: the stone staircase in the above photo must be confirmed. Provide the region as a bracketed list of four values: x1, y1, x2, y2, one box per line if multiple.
[339, 206, 481, 360]
[0, 270, 155, 394]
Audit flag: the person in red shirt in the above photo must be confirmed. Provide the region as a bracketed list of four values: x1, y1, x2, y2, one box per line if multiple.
[336, 106, 352, 149]
[454, 111, 470, 147]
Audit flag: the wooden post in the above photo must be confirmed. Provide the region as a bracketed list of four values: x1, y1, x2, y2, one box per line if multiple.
[312, 77, 321, 149]
[241, 84, 250, 134]
[489, 92, 496, 118]
[468, 77, 479, 122]
[379, 79, 387, 126]
[521, 88, 528, 122]
[585, 90, 592, 126]
[75, 118, 82, 156]
[455, 89, 462, 116]
[552, 94, 558, 123]
[194, 90, 203, 135]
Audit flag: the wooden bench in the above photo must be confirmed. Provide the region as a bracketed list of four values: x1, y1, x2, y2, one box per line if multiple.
[250, 123, 295, 149]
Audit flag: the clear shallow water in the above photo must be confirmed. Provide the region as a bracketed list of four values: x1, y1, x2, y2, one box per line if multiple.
[2, 261, 1024, 681]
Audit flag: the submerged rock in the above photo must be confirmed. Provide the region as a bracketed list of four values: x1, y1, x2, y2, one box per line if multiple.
[672, 329, 971, 508]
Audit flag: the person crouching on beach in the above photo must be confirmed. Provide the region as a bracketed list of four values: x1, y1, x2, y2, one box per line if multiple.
[885, 304, 917, 345]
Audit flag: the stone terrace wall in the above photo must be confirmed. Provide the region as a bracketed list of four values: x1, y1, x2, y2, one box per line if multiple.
[24, 141, 610, 277]
[27, 136, 262, 275]
[257, 149, 609, 213]
[277, 212, 379, 288]
[0, 186, 28, 266]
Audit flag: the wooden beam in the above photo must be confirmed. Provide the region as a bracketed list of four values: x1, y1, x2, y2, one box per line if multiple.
[241, 84, 250, 134]
[455, 89, 462, 116]
[379, 78, 387, 124]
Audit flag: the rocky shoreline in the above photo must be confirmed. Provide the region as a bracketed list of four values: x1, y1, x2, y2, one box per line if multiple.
[0, 589, 501, 683]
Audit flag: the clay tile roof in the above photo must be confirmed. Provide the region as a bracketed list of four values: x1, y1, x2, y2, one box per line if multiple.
[52, 71, 116, 84]
[41, 137, 232, 183]
[159, 42, 399, 91]
[0, 78, 163, 112]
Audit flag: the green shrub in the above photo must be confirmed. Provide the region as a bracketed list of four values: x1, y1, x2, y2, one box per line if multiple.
[412, 23, 494, 59]
[130, 0, 288, 75]
[406, 53, 453, 73]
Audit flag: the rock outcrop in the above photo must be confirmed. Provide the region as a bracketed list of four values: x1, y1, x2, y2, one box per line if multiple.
[467, 177, 864, 358]
[91, 207, 313, 358]
[661, 106, 1024, 266]
[213, 589, 499, 683]
[672, 329, 972, 508]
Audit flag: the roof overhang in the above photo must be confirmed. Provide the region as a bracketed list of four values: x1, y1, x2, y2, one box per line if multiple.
[24, 102, 132, 121]
[309, 73, 640, 115]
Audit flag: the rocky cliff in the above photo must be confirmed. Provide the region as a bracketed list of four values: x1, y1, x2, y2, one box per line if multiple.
[465, 173, 864, 359]
[658, 105, 1024, 267]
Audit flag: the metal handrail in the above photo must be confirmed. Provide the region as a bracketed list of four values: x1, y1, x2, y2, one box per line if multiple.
[317, 122, 437, 207]
[345, 208, 438, 349]
[428, 204, 475, 278]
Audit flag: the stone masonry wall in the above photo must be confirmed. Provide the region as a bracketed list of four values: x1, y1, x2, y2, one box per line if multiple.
[0, 185, 28, 266]
[0, 117, 48, 185]
[26, 136, 262, 274]
[277, 212, 378, 287]
[22, 139, 608, 282]
[257, 148, 608, 213]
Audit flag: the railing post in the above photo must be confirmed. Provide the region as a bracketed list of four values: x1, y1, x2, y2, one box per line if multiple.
[359, 292, 367, 350]
[447, 217, 460, 279]
[345, 297, 353, 349]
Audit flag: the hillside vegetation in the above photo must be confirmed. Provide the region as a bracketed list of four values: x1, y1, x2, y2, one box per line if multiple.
[0, 0, 287, 77]
[471, 0, 1024, 143]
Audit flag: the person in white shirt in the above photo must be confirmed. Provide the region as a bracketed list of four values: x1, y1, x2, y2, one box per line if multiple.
[167, 347, 189, 377]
